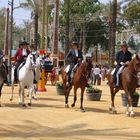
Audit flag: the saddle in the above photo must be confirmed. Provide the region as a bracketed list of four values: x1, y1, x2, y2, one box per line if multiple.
[65, 64, 79, 78]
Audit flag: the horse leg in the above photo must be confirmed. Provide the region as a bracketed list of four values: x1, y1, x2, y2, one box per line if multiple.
[10, 82, 14, 101]
[18, 84, 22, 105]
[71, 86, 77, 108]
[109, 88, 119, 114]
[10, 67, 15, 101]
[65, 87, 71, 108]
[19, 83, 25, 107]
[28, 85, 33, 106]
[126, 93, 134, 117]
[21, 87, 26, 107]
[80, 87, 85, 112]
[0, 84, 3, 107]
[32, 84, 37, 100]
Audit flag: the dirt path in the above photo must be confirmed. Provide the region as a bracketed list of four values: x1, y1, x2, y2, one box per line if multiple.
[0, 81, 140, 140]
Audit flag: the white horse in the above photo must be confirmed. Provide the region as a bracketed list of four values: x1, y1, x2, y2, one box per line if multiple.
[10, 53, 37, 107]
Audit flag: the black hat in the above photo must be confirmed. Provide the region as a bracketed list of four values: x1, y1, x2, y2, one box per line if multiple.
[71, 41, 79, 47]
[19, 41, 29, 46]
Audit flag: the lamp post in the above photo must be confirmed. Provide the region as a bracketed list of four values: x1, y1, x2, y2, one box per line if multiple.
[7, 0, 14, 85]
[4, 8, 10, 56]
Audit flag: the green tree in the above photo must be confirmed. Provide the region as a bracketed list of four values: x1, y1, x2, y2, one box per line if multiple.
[60, 0, 101, 53]
[123, 1, 140, 33]
[21, 0, 41, 50]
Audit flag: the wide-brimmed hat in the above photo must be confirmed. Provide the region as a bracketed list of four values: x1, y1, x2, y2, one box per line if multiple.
[71, 41, 79, 48]
[19, 41, 29, 46]
[121, 41, 128, 47]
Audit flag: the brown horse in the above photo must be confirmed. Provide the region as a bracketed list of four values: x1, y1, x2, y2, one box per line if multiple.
[61, 57, 93, 112]
[108, 54, 140, 117]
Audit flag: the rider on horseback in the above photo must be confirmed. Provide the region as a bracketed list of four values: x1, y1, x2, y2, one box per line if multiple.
[114, 42, 132, 87]
[65, 41, 83, 86]
[14, 41, 30, 82]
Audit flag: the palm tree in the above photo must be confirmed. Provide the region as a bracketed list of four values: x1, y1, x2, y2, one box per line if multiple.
[20, 0, 41, 50]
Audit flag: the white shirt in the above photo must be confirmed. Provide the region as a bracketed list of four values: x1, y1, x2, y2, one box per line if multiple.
[94, 68, 101, 75]
[22, 48, 27, 56]
[74, 49, 78, 57]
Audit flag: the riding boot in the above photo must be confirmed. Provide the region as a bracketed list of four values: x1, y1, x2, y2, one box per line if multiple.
[67, 73, 71, 87]
[14, 69, 18, 83]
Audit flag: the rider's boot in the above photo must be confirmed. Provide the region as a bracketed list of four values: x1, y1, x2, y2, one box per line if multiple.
[67, 74, 72, 87]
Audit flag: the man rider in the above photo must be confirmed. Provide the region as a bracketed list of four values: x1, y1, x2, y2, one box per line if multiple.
[14, 41, 30, 81]
[114, 42, 132, 87]
[65, 41, 83, 86]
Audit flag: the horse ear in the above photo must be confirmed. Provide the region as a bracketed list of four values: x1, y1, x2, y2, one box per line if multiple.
[136, 54, 140, 61]
[86, 56, 92, 63]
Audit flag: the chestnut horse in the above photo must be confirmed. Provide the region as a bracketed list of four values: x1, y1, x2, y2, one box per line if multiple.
[61, 57, 93, 112]
[108, 54, 140, 117]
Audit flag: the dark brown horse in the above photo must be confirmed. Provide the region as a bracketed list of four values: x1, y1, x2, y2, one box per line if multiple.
[108, 54, 140, 117]
[0, 56, 7, 106]
[61, 57, 93, 112]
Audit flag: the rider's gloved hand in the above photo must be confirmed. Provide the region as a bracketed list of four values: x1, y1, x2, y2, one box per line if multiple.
[125, 61, 130, 65]
[120, 62, 124, 65]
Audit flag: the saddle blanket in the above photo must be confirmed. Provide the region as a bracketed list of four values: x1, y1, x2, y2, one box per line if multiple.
[65, 65, 70, 73]
[111, 68, 115, 75]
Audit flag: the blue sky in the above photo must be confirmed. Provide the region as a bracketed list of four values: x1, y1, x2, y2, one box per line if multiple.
[0, 0, 31, 26]
[0, 0, 109, 26]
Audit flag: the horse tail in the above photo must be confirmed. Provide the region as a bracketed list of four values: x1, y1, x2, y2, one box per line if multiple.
[10, 66, 15, 101]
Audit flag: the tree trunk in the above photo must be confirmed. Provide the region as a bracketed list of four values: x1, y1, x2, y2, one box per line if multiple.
[52, 0, 59, 55]
[64, 0, 70, 63]
[41, 0, 46, 50]
[110, 0, 117, 67]
[34, 14, 38, 50]
[46, 0, 49, 52]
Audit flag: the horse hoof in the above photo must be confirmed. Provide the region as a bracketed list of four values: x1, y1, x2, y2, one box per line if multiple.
[109, 107, 112, 111]
[126, 112, 130, 117]
[65, 104, 69, 108]
[80, 109, 85, 113]
[22, 104, 26, 107]
[71, 104, 75, 108]
[19, 102, 22, 105]
[28, 103, 32, 106]
[130, 113, 135, 118]
[32, 96, 37, 100]
[112, 110, 117, 114]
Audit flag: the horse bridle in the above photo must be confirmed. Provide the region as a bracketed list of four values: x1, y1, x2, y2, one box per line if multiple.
[29, 53, 37, 70]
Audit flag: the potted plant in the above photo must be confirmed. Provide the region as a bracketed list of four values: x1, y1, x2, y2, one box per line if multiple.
[121, 92, 139, 107]
[86, 84, 102, 101]
[56, 82, 65, 95]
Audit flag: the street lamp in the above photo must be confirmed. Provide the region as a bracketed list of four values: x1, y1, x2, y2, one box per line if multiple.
[7, 0, 14, 85]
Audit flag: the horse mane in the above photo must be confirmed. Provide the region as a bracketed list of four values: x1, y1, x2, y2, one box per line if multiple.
[127, 56, 137, 73]
[76, 59, 92, 78]
[77, 61, 88, 74]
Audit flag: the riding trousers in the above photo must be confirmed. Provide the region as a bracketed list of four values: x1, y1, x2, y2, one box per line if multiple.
[116, 65, 124, 86]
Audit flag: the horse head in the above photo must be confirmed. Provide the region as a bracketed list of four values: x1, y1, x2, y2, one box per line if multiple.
[84, 56, 93, 78]
[26, 52, 38, 69]
[133, 53, 140, 73]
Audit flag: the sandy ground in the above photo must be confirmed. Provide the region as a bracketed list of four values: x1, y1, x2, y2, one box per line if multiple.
[0, 80, 140, 140]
